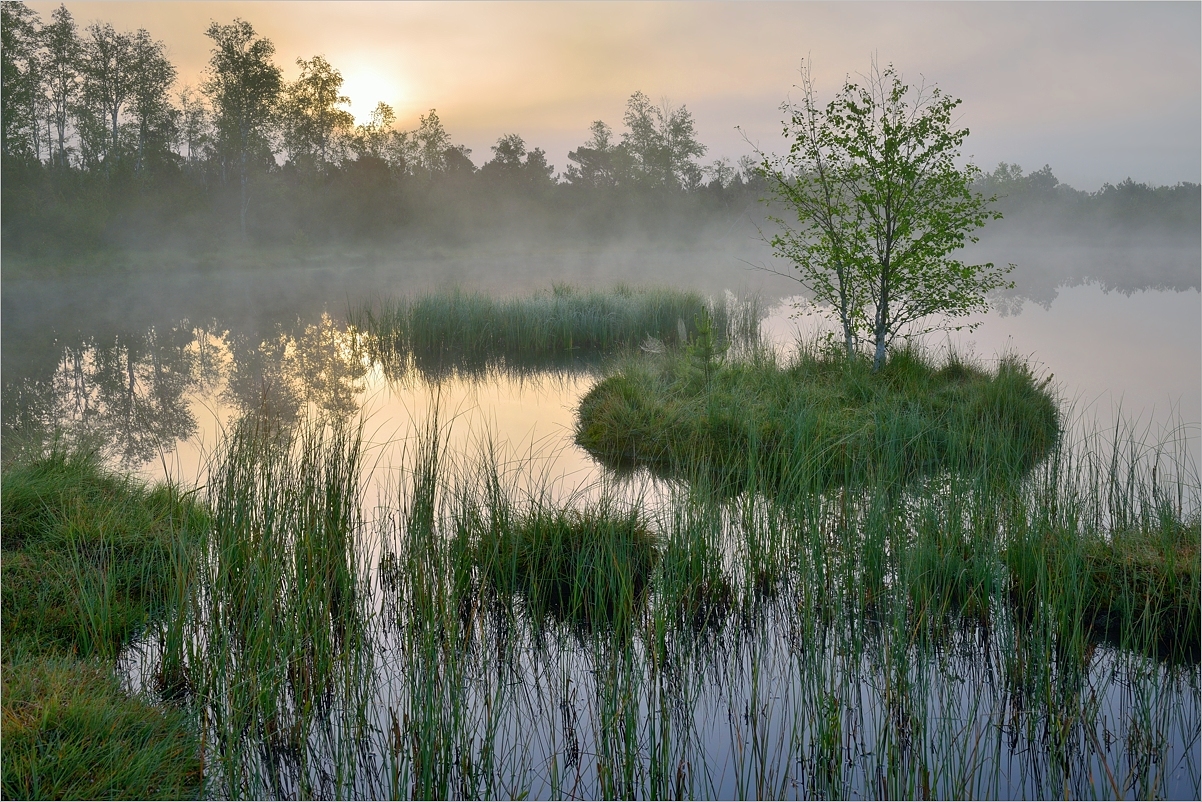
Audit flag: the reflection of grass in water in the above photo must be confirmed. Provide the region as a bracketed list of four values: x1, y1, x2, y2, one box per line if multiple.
[348, 283, 762, 381]
[576, 342, 1062, 493]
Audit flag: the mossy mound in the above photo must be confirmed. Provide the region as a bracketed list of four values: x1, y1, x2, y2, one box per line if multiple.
[1, 449, 205, 658]
[576, 345, 1060, 492]
[1080, 521, 1201, 661]
[1, 649, 202, 800]
[1, 449, 204, 799]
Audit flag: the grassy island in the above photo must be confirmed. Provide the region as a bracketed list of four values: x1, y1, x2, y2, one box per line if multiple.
[576, 342, 1062, 491]
[348, 284, 759, 378]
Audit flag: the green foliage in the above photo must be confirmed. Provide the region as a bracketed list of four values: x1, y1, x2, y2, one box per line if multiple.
[41, 4, 81, 169]
[480, 133, 556, 193]
[202, 18, 283, 234]
[979, 163, 1202, 233]
[370, 399, 1198, 798]
[1005, 491, 1201, 663]
[1, 2, 1196, 261]
[8, 400, 1192, 798]
[683, 308, 727, 384]
[174, 412, 374, 799]
[279, 54, 354, 170]
[1078, 521, 1201, 660]
[621, 90, 707, 190]
[1, 1, 42, 160]
[761, 60, 1012, 369]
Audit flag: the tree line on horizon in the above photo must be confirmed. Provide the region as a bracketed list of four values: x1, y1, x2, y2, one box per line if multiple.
[1, 2, 1196, 260]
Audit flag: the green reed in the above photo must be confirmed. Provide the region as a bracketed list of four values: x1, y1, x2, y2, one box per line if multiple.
[9, 334, 1195, 799]
[347, 283, 762, 380]
[158, 412, 376, 799]
[351, 395, 1195, 800]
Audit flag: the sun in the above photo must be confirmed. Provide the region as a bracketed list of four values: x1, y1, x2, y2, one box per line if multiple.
[338, 64, 409, 126]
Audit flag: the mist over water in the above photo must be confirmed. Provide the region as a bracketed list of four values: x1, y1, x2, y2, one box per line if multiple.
[4, 226, 1198, 486]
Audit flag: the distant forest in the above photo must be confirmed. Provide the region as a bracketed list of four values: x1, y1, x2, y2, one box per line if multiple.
[2, 2, 1198, 261]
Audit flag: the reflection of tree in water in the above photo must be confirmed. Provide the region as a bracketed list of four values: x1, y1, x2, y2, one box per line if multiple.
[223, 328, 305, 426]
[223, 312, 369, 423]
[93, 326, 201, 465]
[4, 312, 369, 469]
[29, 324, 203, 466]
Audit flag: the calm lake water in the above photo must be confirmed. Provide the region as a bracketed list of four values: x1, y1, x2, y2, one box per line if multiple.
[3, 246, 1198, 800]
[4, 276, 1197, 489]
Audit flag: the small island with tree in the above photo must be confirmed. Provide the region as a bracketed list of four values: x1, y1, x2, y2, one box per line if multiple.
[578, 62, 1059, 489]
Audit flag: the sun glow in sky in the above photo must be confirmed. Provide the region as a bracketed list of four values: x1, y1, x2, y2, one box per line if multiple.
[336, 64, 410, 126]
[28, 1, 1202, 190]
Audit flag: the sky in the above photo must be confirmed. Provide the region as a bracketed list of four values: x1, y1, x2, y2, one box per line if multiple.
[29, 1, 1202, 191]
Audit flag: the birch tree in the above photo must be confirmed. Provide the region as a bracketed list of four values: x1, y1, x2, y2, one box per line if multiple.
[761, 61, 1011, 370]
[40, 3, 80, 168]
[202, 18, 281, 235]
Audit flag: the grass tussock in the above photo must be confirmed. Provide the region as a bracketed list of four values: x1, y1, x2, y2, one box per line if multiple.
[473, 505, 659, 631]
[1081, 520, 1201, 660]
[576, 342, 1061, 491]
[0, 446, 203, 799]
[348, 283, 761, 379]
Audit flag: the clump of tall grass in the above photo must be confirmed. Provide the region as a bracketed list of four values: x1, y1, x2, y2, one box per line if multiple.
[473, 504, 659, 632]
[903, 473, 1008, 625]
[162, 412, 376, 799]
[348, 283, 761, 380]
[576, 341, 1061, 493]
[1006, 416, 1201, 663]
[657, 497, 735, 633]
[1080, 520, 1200, 660]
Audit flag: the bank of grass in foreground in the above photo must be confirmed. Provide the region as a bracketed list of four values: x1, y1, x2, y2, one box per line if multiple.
[1, 448, 203, 800]
[577, 341, 1061, 490]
